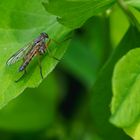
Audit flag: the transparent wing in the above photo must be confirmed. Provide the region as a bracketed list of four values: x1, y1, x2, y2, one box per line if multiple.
[6, 42, 33, 65]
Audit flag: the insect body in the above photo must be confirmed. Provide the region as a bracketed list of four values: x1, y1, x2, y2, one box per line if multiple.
[19, 36, 47, 72]
[6, 32, 58, 82]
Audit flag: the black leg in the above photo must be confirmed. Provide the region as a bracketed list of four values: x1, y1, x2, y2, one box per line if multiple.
[51, 36, 72, 46]
[51, 56, 60, 61]
[38, 56, 43, 79]
[15, 69, 27, 83]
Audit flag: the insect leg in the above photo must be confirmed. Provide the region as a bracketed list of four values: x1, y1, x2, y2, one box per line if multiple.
[51, 39, 61, 46]
[15, 57, 27, 83]
[51, 36, 72, 46]
[15, 69, 27, 83]
[38, 55, 43, 79]
[46, 47, 60, 61]
[45, 39, 60, 61]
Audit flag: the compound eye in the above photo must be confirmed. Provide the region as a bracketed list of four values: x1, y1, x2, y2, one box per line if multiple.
[41, 32, 49, 38]
[45, 33, 49, 38]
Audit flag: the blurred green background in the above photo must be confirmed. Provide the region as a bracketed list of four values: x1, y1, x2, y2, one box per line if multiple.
[0, 3, 133, 140]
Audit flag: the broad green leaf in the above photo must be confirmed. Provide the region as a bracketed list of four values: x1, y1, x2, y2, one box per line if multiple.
[0, 73, 60, 131]
[43, 0, 115, 29]
[0, 0, 70, 109]
[111, 48, 140, 140]
[90, 27, 140, 140]
[111, 48, 140, 127]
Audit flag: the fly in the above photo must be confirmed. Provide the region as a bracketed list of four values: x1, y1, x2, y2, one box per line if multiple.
[6, 32, 60, 82]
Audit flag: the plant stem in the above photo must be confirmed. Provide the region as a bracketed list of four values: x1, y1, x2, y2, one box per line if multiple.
[117, 0, 140, 31]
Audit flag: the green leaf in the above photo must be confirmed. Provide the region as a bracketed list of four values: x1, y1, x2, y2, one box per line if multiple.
[111, 48, 140, 127]
[0, 73, 60, 131]
[0, 0, 70, 109]
[62, 36, 99, 88]
[62, 16, 109, 88]
[43, 0, 115, 29]
[129, 6, 140, 25]
[126, 0, 140, 10]
[90, 27, 140, 140]
[110, 5, 129, 47]
[125, 118, 140, 140]
[111, 48, 140, 140]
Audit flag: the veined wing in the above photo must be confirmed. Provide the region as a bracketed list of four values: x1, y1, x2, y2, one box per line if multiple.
[6, 42, 33, 66]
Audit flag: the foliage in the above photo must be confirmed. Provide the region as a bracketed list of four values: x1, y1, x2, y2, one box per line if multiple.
[0, 0, 140, 140]
[43, 0, 115, 29]
[0, 0, 70, 109]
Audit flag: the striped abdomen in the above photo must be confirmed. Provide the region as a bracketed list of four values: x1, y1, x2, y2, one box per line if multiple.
[19, 50, 37, 72]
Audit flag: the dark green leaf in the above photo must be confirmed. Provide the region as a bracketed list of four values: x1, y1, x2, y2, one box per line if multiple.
[62, 16, 112, 88]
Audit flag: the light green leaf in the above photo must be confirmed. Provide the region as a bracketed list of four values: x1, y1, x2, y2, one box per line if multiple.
[110, 5, 129, 47]
[0, 0, 70, 109]
[111, 48, 140, 140]
[124, 118, 140, 140]
[0, 73, 60, 131]
[90, 27, 140, 140]
[111, 48, 140, 127]
[43, 0, 115, 29]
[129, 6, 140, 25]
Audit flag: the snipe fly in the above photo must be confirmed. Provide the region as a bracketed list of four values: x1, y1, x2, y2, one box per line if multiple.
[6, 32, 59, 82]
